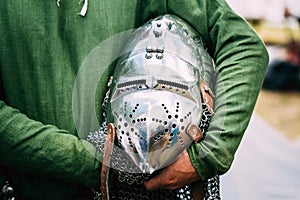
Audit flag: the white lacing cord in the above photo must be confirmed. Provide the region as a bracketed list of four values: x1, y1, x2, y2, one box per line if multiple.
[57, 0, 61, 6]
[56, 0, 88, 17]
[78, 0, 88, 16]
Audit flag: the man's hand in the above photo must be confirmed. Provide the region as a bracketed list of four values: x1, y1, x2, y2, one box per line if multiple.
[144, 150, 201, 190]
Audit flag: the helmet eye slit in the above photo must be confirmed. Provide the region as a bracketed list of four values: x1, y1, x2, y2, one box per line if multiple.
[156, 79, 188, 90]
[117, 79, 147, 89]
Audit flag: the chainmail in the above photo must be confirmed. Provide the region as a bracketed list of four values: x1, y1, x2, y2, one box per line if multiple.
[87, 78, 221, 200]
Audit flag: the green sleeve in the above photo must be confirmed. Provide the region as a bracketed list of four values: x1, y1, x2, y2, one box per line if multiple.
[0, 101, 101, 187]
[168, 0, 269, 180]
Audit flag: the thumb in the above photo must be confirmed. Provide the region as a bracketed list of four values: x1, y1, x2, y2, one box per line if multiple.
[144, 173, 164, 191]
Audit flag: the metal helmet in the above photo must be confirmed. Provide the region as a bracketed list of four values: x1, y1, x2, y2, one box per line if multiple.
[106, 14, 215, 174]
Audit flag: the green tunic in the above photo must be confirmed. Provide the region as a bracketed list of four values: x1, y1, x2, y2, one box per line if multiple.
[0, 0, 268, 199]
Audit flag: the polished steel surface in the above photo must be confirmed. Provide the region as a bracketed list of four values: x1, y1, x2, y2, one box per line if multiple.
[106, 14, 215, 174]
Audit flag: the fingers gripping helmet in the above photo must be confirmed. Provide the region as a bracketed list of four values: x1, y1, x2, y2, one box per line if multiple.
[106, 14, 215, 174]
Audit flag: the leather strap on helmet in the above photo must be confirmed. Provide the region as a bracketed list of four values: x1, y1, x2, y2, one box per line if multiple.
[101, 123, 116, 200]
